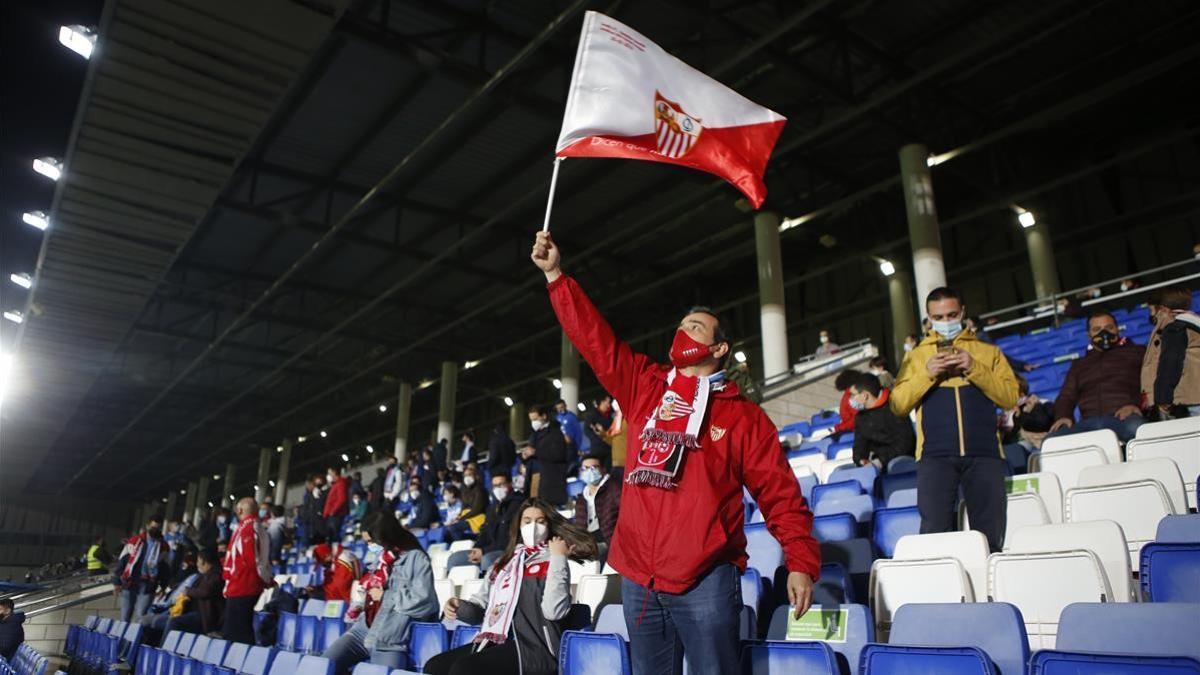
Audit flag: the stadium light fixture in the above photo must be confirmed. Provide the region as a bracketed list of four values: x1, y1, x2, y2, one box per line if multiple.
[162, 497, 168, 503]
[320, 430, 328, 438]
[552, 378, 562, 389]
[503, 396, 514, 407]
[340, 453, 349, 462]
[3, 311, 24, 324]
[58, 25, 96, 59]
[1017, 210, 1036, 228]
[276, 445, 283, 452]
[10, 273, 32, 289]
[268, 480, 276, 487]
[33, 157, 63, 181]
[179, 489, 186, 495]
[207, 501, 214, 507]
[418, 379, 434, 389]
[366, 445, 374, 453]
[228, 494, 235, 501]
[577, 402, 587, 413]
[378, 404, 388, 413]
[463, 360, 480, 370]
[22, 211, 49, 230]
[734, 350, 747, 364]
[879, 260, 896, 277]
[253, 484, 259, 492]
[297, 435, 307, 443]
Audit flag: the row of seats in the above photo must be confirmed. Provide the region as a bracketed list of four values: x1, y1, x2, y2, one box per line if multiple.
[67, 617, 143, 675]
[2, 645, 49, 675]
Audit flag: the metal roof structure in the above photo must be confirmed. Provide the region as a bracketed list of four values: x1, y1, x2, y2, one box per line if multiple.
[3, 0, 1198, 500]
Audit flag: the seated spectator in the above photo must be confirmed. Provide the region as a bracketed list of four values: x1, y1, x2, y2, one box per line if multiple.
[311, 537, 361, 602]
[1049, 311, 1146, 442]
[1144, 286, 1200, 419]
[867, 356, 895, 389]
[401, 477, 438, 532]
[446, 474, 524, 572]
[137, 551, 198, 642]
[442, 485, 464, 526]
[815, 329, 840, 356]
[427, 498, 599, 675]
[572, 454, 620, 555]
[848, 373, 915, 471]
[829, 369, 862, 437]
[1000, 377, 1055, 474]
[349, 493, 368, 525]
[324, 512, 438, 675]
[0, 598, 24, 661]
[172, 548, 224, 638]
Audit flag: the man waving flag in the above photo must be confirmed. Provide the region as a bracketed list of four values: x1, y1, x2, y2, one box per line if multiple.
[555, 11, 787, 209]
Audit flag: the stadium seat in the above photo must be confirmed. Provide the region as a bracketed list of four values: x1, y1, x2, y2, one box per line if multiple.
[821, 539, 875, 605]
[987, 550, 1111, 648]
[869, 557, 973, 640]
[878, 471, 917, 503]
[295, 615, 319, 653]
[798, 473, 818, 502]
[1057, 602, 1200, 661]
[889, 603, 1028, 675]
[871, 506, 920, 558]
[459, 578, 486, 601]
[740, 568, 762, 615]
[1040, 426, 1121, 465]
[434, 578, 455, 609]
[240, 646, 277, 675]
[886, 456, 917, 475]
[447, 540, 475, 553]
[1066, 477, 1177, 571]
[294, 656, 332, 675]
[745, 522, 784, 581]
[575, 574, 622, 621]
[813, 513, 857, 543]
[893, 531, 990, 600]
[266, 652, 302, 675]
[1140, 543, 1200, 602]
[451, 624, 481, 649]
[962, 490, 1052, 548]
[1005, 472, 1063, 523]
[350, 665, 388, 675]
[407, 622, 448, 670]
[1158, 514, 1200, 543]
[1028, 650, 1200, 674]
[299, 599, 326, 617]
[317, 617, 347, 652]
[813, 562, 854, 605]
[741, 640, 838, 674]
[818, 459, 856, 483]
[884, 488, 917, 509]
[558, 631, 630, 675]
[594, 604, 628, 640]
[831, 464, 877, 494]
[219, 643, 249, 674]
[859, 645, 997, 675]
[1078, 457, 1189, 515]
[765, 603, 872, 673]
[276, 612, 298, 651]
[814, 495, 875, 523]
[1006, 520, 1132, 601]
[1127, 416, 1200, 509]
[447, 565, 481, 586]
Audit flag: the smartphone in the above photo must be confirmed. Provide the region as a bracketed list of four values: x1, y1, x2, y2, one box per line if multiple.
[936, 339, 955, 355]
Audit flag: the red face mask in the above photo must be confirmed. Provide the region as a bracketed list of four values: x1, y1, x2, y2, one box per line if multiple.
[669, 329, 714, 368]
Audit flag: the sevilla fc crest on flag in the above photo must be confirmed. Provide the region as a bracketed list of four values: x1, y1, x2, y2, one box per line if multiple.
[657, 390, 694, 421]
[655, 92, 701, 159]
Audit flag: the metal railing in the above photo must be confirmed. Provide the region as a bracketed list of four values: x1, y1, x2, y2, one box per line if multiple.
[761, 339, 878, 401]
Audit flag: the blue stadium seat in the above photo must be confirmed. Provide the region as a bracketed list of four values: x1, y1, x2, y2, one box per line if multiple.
[826, 441, 854, 460]
[885, 488, 917, 509]
[299, 599, 326, 616]
[831, 465, 877, 494]
[872, 506, 920, 558]
[813, 513, 857, 543]
[886, 456, 917, 475]
[1157, 514, 1200, 543]
[765, 603, 872, 674]
[1028, 651, 1200, 674]
[136, 646, 158, 675]
[781, 421, 812, 437]
[594, 605, 628, 640]
[317, 617, 347, 653]
[349, 665, 388, 675]
[240, 646, 277, 675]
[407, 622, 448, 671]
[889, 603, 1028, 675]
[798, 474, 818, 502]
[878, 470, 917, 500]
[161, 632, 182, 658]
[741, 640, 838, 674]
[295, 615, 320, 654]
[559, 631, 630, 675]
[451, 624, 481, 649]
[745, 523, 784, 581]
[859, 645, 996, 674]
[814, 495, 874, 522]
[276, 612, 298, 651]
[202, 639, 229, 666]
[321, 600, 347, 618]
[811, 481, 863, 510]
[1056, 603, 1200, 662]
[266, 651, 302, 675]
[741, 568, 763, 615]
[814, 563, 854, 605]
[294, 656, 332, 675]
[820, 539, 875, 604]
[1140, 544, 1200, 602]
[219, 643, 250, 673]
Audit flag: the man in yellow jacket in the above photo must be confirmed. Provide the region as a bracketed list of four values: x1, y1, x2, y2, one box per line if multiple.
[891, 287, 1019, 552]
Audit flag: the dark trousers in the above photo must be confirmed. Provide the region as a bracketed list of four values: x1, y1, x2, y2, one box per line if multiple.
[423, 641, 523, 675]
[223, 595, 257, 644]
[917, 455, 1007, 552]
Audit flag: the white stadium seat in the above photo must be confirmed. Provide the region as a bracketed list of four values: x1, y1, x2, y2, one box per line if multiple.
[1041, 428, 1122, 464]
[987, 549, 1112, 649]
[1006, 472, 1064, 523]
[427, 543, 448, 554]
[1077, 457, 1188, 514]
[1126, 417, 1200, 510]
[434, 578, 455, 611]
[1065, 479, 1177, 572]
[1037, 445, 1108, 495]
[1005, 520, 1132, 602]
[568, 559, 601, 584]
[574, 574, 622, 620]
[818, 458, 854, 483]
[429, 550, 451, 580]
[448, 540, 476, 553]
[834, 447, 854, 460]
[459, 578, 486, 601]
[892, 531, 991, 601]
[869, 558, 974, 641]
[962, 491, 1053, 549]
[448, 564, 481, 586]
[789, 454, 825, 476]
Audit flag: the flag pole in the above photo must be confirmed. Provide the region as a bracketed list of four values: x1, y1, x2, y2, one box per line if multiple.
[541, 157, 564, 232]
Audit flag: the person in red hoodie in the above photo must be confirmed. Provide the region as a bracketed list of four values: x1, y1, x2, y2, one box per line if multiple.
[532, 231, 819, 675]
[222, 497, 273, 644]
[829, 368, 862, 437]
[322, 466, 352, 540]
[310, 539, 361, 602]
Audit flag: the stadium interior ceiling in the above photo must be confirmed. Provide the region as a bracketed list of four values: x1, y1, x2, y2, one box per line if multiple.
[2, 0, 1198, 502]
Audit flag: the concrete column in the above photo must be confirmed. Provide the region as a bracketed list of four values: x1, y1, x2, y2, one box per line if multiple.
[436, 361, 458, 445]
[394, 381, 413, 462]
[221, 463, 237, 508]
[888, 269, 919, 365]
[899, 144, 946, 319]
[561, 333, 580, 412]
[165, 491, 179, 522]
[275, 438, 293, 506]
[509, 402, 527, 442]
[255, 447, 272, 503]
[193, 476, 210, 527]
[182, 481, 197, 528]
[1023, 220, 1060, 299]
[754, 211, 789, 381]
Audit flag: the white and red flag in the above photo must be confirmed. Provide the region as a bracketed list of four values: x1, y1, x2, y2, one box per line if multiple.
[555, 11, 787, 209]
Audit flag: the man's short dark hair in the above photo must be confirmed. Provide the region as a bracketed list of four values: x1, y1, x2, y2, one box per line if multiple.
[272, 505, 284, 517]
[1149, 286, 1193, 311]
[686, 305, 730, 345]
[197, 548, 220, 566]
[851, 373, 882, 398]
[869, 356, 888, 370]
[443, 485, 460, 499]
[580, 453, 603, 465]
[556, 399, 567, 406]
[462, 431, 475, 442]
[530, 404, 552, 417]
[1087, 311, 1117, 329]
[0, 598, 14, 611]
[925, 287, 961, 307]
[834, 368, 862, 391]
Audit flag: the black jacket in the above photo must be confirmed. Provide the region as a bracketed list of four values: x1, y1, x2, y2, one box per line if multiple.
[487, 431, 517, 478]
[852, 398, 916, 470]
[407, 490, 438, 529]
[0, 612, 24, 661]
[531, 421, 569, 505]
[475, 491, 525, 553]
[432, 441, 449, 473]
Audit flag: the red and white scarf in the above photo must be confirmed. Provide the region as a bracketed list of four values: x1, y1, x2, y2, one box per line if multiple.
[474, 544, 550, 646]
[346, 549, 396, 626]
[121, 534, 161, 584]
[626, 368, 717, 489]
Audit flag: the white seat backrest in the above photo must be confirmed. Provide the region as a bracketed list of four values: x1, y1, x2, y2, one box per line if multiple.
[1040, 448, 1108, 494]
[818, 459, 854, 483]
[893, 531, 990, 601]
[1041, 428, 1121, 464]
[1008, 472, 1064, 523]
[963, 492, 1052, 552]
[834, 447, 854, 460]
[254, 587, 276, 612]
[448, 565, 481, 585]
[568, 559, 600, 583]
[792, 464, 815, 479]
[1133, 416, 1200, 439]
[434, 578, 455, 612]
[426, 543, 449, 554]
[459, 578, 486, 601]
[1127, 434, 1200, 510]
[869, 557, 973, 642]
[573, 574, 621, 619]
[1005, 520, 1132, 602]
[987, 549, 1111, 650]
[429, 550, 451, 580]
[1065, 480, 1175, 572]
[601, 562, 618, 575]
[1078, 457, 1188, 514]
[790, 454, 826, 475]
[448, 540, 476, 553]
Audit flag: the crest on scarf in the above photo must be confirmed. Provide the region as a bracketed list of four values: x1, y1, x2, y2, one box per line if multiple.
[658, 390, 694, 421]
[488, 602, 507, 623]
[710, 425, 727, 442]
[655, 92, 702, 159]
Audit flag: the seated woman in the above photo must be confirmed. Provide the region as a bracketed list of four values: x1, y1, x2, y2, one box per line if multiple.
[323, 512, 439, 674]
[424, 498, 599, 675]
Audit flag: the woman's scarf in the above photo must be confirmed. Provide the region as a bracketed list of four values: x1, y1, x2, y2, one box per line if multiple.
[473, 543, 550, 645]
[121, 534, 161, 584]
[626, 368, 716, 489]
[346, 548, 396, 626]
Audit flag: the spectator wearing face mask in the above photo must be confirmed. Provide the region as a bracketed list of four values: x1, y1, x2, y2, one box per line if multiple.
[349, 493, 368, 525]
[401, 477, 438, 532]
[323, 466, 353, 537]
[446, 474, 524, 573]
[1049, 311, 1147, 442]
[1143, 286, 1200, 419]
[815, 329, 840, 356]
[847, 373, 914, 471]
[1000, 377, 1056, 474]
[572, 454, 621, 554]
[867, 356, 895, 389]
[114, 515, 171, 622]
[828, 369, 862, 438]
[310, 537, 361, 603]
[444, 473, 488, 542]
[903, 333, 920, 354]
[523, 405, 569, 506]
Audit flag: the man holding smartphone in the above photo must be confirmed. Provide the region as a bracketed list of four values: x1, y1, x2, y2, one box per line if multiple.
[891, 287, 1019, 552]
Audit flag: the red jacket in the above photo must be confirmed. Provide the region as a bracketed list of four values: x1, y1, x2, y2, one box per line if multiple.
[832, 389, 857, 433]
[322, 477, 352, 519]
[549, 275, 820, 593]
[222, 515, 272, 598]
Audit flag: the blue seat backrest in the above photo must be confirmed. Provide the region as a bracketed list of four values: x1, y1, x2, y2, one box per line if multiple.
[321, 600, 346, 619]
[1057, 602, 1200, 662]
[296, 615, 320, 653]
[890, 602, 1029, 675]
[594, 605, 628, 641]
[240, 646, 276, 675]
[742, 640, 838, 674]
[294, 656, 332, 675]
[276, 612, 298, 650]
[1140, 544, 1200, 603]
[813, 513, 857, 543]
[220, 643, 249, 672]
[265, 651, 302, 675]
[831, 465, 878, 494]
[744, 523, 784, 580]
[189, 636, 212, 661]
[885, 488, 918, 509]
[740, 568, 762, 614]
[558, 631, 630, 675]
[814, 563, 853, 605]
[1029, 650, 1200, 674]
[826, 441, 855, 460]
[813, 495, 874, 522]
[872, 506, 921, 557]
[798, 474, 818, 502]
[86, 616, 100, 630]
[451, 624, 481, 649]
[766, 603, 872, 674]
[175, 634, 197, 658]
[820, 539, 875, 603]
[202, 639, 229, 666]
[812, 481, 863, 510]
[879, 471, 918, 500]
[860, 645, 996, 674]
[349, 665, 388, 675]
[299, 599, 326, 617]
[408, 622, 449, 670]
[886, 456, 917, 476]
[318, 617, 347, 653]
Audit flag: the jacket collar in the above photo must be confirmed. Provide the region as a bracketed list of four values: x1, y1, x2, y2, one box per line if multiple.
[650, 364, 742, 398]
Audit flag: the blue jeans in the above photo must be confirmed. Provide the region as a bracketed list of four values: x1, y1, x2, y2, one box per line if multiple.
[323, 621, 407, 675]
[622, 564, 741, 675]
[120, 589, 154, 622]
[1047, 413, 1144, 444]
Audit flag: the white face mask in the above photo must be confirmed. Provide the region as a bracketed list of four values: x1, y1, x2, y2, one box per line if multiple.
[520, 522, 548, 547]
[492, 486, 509, 502]
[530, 419, 547, 431]
[463, 475, 476, 486]
[819, 335, 829, 344]
[327, 474, 337, 484]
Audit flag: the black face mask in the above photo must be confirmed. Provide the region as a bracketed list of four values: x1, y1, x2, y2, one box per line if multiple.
[1092, 330, 1119, 351]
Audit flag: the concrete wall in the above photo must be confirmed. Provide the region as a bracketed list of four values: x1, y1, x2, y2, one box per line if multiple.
[759, 371, 841, 429]
[20, 584, 118, 657]
[0, 497, 136, 580]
